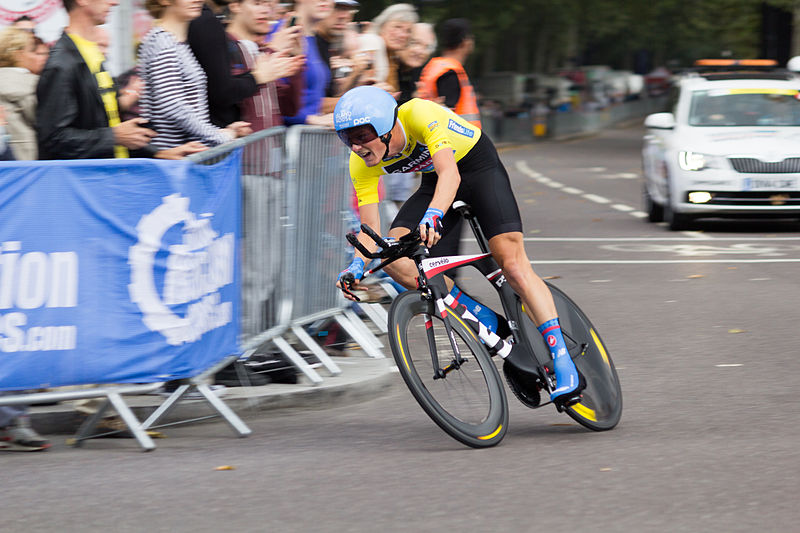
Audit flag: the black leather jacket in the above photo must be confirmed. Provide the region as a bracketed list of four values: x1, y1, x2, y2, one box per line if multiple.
[36, 32, 157, 160]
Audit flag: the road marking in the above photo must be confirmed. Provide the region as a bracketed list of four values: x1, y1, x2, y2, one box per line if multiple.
[583, 193, 611, 204]
[682, 231, 714, 239]
[515, 160, 656, 221]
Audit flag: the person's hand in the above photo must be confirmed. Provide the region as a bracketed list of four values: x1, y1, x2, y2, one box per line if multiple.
[306, 114, 334, 128]
[118, 76, 143, 112]
[0, 105, 7, 127]
[269, 21, 303, 56]
[257, 52, 304, 84]
[113, 118, 156, 149]
[336, 257, 365, 301]
[154, 141, 207, 160]
[224, 121, 252, 139]
[418, 207, 443, 248]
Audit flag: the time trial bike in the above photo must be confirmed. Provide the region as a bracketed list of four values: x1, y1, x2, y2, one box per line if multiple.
[341, 201, 622, 448]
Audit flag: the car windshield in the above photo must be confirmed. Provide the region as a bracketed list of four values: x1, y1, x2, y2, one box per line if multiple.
[688, 89, 800, 126]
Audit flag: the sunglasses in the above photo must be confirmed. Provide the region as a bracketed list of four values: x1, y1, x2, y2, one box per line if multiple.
[337, 124, 379, 148]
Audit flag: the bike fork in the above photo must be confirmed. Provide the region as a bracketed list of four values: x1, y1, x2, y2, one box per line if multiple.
[424, 296, 469, 380]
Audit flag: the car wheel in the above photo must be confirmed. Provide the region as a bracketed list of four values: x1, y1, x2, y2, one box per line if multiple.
[664, 179, 692, 231]
[642, 183, 664, 223]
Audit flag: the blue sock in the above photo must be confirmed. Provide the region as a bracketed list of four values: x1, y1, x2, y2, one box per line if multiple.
[537, 318, 579, 397]
[450, 284, 498, 333]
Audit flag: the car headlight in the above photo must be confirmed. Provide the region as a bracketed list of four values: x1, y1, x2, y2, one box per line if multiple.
[678, 151, 723, 171]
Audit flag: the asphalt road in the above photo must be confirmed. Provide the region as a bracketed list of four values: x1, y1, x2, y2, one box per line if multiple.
[7, 124, 800, 532]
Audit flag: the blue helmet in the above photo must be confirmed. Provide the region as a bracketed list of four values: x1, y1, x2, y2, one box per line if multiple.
[334, 86, 398, 136]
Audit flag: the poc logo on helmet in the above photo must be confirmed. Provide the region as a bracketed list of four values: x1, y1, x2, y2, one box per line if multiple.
[353, 116, 371, 125]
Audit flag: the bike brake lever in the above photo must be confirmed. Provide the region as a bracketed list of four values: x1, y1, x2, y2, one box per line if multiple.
[339, 272, 362, 302]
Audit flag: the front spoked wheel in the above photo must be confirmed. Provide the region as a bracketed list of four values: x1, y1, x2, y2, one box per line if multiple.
[388, 290, 508, 448]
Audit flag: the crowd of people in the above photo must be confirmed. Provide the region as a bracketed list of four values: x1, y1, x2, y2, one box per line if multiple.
[0, 0, 484, 451]
[0, 0, 481, 164]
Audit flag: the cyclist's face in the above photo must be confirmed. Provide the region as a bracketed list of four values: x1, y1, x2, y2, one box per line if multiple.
[338, 125, 384, 165]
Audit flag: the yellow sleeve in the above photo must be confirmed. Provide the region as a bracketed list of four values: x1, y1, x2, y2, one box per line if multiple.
[349, 153, 381, 207]
[403, 99, 456, 158]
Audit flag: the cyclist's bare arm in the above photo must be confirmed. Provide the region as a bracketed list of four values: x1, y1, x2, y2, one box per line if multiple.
[336, 202, 380, 296]
[420, 148, 461, 247]
[354, 202, 381, 263]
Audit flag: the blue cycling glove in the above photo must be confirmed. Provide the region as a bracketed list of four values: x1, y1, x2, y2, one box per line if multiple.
[419, 207, 444, 235]
[338, 257, 365, 283]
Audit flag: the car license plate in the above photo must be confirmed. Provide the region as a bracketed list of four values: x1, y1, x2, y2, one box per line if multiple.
[742, 177, 797, 190]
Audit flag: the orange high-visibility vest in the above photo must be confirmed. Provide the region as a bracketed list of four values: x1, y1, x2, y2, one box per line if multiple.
[419, 57, 482, 128]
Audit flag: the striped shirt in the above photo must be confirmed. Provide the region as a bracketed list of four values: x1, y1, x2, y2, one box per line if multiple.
[138, 28, 232, 149]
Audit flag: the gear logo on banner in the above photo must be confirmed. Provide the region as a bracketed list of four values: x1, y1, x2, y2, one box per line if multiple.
[128, 194, 234, 346]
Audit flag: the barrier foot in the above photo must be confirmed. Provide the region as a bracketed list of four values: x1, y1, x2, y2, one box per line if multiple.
[344, 308, 384, 348]
[107, 392, 156, 451]
[71, 399, 112, 448]
[71, 394, 155, 452]
[272, 336, 324, 385]
[141, 384, 191, 430]
[357, 303, 389, 334]
[334, 311, 385, 359]
[194, 383, 252, 437]
[291, 325, 342, 376]
[141, 381, 252, 438]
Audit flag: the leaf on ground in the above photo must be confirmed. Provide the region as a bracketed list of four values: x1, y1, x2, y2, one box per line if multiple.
[215, 465, 236, 471]
[728, 329, 746, 334]
[687, 274, 704, 279]
[543, 275, 561, 280]
[600, 467, 613, 472]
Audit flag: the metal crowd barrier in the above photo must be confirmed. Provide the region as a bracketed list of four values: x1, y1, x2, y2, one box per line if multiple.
[189, 126, 385, 386]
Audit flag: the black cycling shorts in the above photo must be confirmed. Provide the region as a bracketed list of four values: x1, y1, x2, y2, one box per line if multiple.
[391, 133, 523, 257]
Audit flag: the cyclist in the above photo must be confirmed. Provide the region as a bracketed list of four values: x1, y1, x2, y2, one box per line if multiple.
[334, 85, 583, 406]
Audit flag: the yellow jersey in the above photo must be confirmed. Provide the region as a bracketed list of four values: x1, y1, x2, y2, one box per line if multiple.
[349, 98, 481, 206]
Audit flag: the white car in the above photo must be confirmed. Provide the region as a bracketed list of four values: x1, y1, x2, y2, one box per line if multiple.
[641, 65, 800, 230]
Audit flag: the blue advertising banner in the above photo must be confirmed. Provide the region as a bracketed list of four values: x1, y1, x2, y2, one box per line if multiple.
[0, 152, 241, 391]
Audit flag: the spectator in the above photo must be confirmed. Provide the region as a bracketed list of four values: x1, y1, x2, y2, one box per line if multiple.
[37, 0, 204, 160]
[315, 0, 363, 97]
[116, 67, 144, 122]
[397, 22, 435, 105]
[282, 0, 335, 126]
[0, 106, 14, 161]
[227, 0, 304, 131]
[418, 18, 481, 127]
[0, 105, 48, 452]
[0, 27, 40, 160]
[30, 37, 49, 75]
[139, 0, 252, 150]
[187, 0, 284, 128]
[359, 3, 416, 93]
[12, 16, 36, 32]
[0, 402, 49, 451]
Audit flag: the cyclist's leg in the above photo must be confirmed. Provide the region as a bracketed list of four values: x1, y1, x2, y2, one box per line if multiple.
[460, 135, 582, 403]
